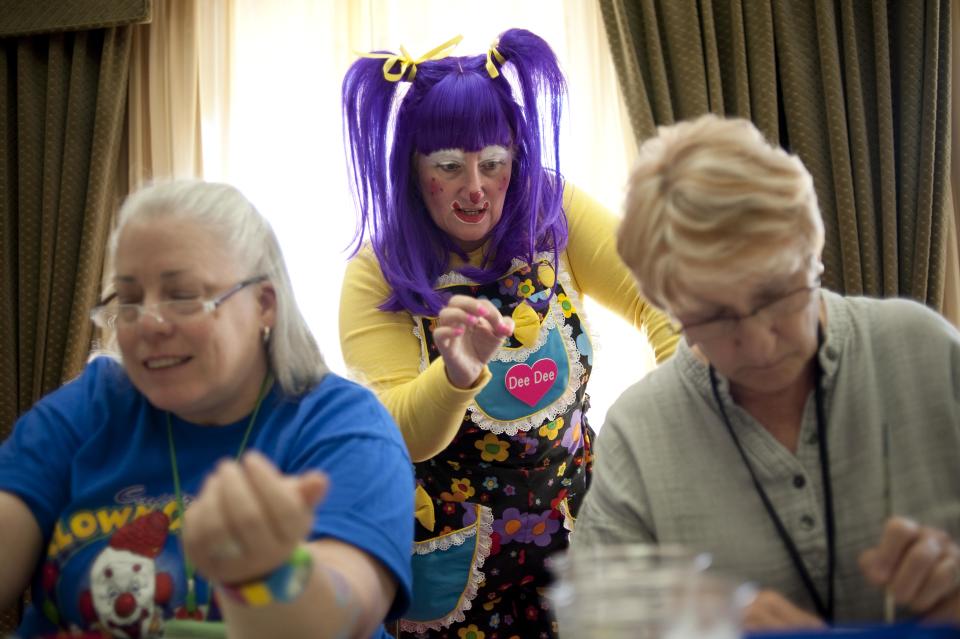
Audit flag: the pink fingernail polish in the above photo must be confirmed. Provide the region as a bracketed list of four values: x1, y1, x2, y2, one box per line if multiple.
[454, 327, 465, 336]
[468, 315, 479, 325]
[474, 306, 487, 317]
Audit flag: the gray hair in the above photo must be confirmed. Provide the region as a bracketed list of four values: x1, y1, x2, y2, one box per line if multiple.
[105, 180, 327, 395]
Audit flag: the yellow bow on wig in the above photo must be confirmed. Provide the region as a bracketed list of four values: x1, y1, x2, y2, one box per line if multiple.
[358, 34, 463, 83]
[486, 39, 507, 78]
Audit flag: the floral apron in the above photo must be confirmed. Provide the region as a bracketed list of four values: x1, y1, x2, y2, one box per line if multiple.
[400, 256, 595, 639]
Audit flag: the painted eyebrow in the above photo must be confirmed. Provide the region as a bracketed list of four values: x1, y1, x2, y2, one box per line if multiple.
[425, 149, 466, 163]
[479, 146, 510, 161]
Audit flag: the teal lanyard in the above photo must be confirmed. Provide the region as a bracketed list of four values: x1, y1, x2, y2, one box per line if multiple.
[165, 374, 273, 614]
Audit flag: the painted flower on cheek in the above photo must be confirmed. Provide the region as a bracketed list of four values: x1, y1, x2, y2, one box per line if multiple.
[475, 433, 510, 462]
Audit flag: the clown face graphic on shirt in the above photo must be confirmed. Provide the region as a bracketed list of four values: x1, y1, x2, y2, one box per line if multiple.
[75, 510, 174, 639]
[87, 547, 163, 638]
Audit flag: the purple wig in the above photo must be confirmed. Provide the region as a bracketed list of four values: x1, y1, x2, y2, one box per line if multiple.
[342, 28, 568, 315]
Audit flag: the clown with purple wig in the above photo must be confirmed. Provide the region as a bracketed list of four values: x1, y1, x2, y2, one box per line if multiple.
[339, 29, 678, 637]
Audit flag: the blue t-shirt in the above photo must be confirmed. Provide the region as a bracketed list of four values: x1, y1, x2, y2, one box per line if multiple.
[0, 357, 413, 639]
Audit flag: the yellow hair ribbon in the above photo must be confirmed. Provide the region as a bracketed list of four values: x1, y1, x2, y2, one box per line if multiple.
[486, 39, 507, 78]
[357, 34, 464, 83]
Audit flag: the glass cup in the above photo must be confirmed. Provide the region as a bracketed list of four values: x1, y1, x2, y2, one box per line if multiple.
[664, 571, 756, 639]
[548, 543, 753, 639]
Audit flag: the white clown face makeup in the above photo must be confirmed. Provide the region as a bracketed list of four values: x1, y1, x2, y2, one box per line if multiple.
[416, 145, 513, 251]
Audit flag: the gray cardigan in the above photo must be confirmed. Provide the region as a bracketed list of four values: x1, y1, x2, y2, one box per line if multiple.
[573, 290, 960, 623]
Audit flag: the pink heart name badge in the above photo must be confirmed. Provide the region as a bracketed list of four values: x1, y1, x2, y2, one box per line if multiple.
[505, 358, 559, 407]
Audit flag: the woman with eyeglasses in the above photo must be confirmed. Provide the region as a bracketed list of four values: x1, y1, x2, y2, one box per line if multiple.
[573, 114, 960, 629]
[0, 181, 413, 639]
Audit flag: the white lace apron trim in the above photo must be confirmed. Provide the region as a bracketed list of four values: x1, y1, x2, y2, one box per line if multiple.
[412, 318, 429, 373]
[433, 252, 558, 289]
[556, 256, 598, 351]
[401, 505, 494, 633]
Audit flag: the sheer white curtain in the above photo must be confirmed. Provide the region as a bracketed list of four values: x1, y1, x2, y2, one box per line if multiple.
[214, 0, 655, 428]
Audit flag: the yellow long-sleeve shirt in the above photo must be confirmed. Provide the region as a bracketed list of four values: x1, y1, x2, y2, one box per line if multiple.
[339, 185, 679, 461]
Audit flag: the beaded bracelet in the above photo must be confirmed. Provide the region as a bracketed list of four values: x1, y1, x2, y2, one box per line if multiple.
[219, 546, 314, 607]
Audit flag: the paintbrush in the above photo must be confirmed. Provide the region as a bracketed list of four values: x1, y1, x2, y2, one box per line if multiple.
[882, 420, 895, 624]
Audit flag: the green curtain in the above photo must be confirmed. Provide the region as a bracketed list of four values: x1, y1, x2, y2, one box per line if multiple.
[0, 25, 132, 633]
[600, 0, 952, 307]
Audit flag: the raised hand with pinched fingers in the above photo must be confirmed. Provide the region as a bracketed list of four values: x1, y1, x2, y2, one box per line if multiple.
[433, 294, 515, 389]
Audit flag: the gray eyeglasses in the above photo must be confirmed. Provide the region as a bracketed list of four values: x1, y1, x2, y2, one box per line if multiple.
[90, 275, 269, 329]
[679, 280, 821, 343]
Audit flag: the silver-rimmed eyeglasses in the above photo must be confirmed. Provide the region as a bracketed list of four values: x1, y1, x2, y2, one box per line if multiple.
[90, 275, 269, 329]
[679, 281, 820, 343]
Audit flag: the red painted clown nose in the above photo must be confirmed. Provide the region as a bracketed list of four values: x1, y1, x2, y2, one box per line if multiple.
[469, 190, 483, 204]
[115, 592, 137, 618]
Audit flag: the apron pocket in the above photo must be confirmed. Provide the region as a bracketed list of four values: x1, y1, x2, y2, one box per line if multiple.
[401, 501, 493, 633]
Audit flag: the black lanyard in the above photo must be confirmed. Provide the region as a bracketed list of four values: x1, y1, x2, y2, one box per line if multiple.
[708, 330, 835, 623]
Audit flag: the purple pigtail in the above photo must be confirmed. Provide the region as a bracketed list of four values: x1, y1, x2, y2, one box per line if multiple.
[342, 29, 568, 316]
[341, 56, 404, 252]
